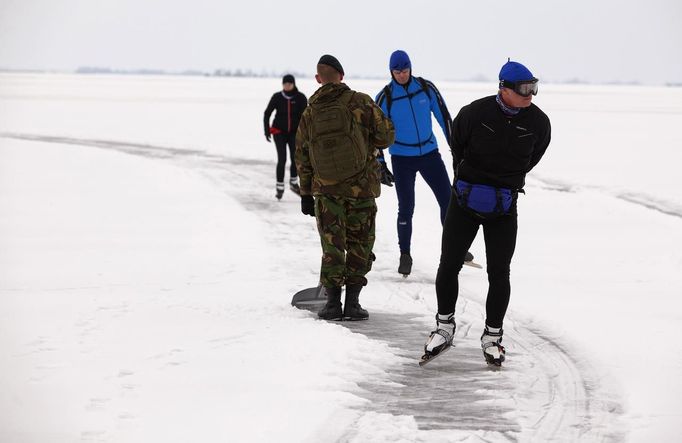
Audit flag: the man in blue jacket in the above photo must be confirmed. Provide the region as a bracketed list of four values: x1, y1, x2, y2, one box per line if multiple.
[375, 50, 472, 276]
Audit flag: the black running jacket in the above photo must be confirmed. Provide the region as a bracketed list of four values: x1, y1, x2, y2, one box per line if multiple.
[451, 95, 551, 190]
[263, 88, 308, 135]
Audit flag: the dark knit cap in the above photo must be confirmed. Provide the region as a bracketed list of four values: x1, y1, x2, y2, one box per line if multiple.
[389, 50, 411, 71]
[317, 54, 344, 75]
[282, 74, 295, 84]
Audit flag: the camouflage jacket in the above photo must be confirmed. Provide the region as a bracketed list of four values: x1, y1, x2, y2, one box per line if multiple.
[295, 83, 395, 198]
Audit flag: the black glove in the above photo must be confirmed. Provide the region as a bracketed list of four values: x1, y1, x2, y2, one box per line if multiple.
[301, 195, 315, 217]
[379, 161, 394, 187]
[265, 133, 271, 142]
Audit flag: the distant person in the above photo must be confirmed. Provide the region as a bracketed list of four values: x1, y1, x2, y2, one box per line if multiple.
[295, 54, 395, 321]
[375, 50, 473, 277]
[422, 59, 551, 367]
[263, 74, 307, 200]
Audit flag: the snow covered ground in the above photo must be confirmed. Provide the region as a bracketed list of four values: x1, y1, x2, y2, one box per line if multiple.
[1, 73, 681, 442]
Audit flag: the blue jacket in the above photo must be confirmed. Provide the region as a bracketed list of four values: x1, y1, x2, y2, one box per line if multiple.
[375, 77, 452, 157]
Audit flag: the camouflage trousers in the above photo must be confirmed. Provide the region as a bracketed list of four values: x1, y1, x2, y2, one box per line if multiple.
[315, 195, 377, 288]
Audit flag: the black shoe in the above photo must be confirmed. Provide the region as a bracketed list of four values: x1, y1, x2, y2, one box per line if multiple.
[289, 182, 301, 196]
[465, 251, 474, 262]
[318, 287, 343, 320]
[276, 182, 284, 200]
[398, 253, 412, 276]
[343, 284, 368, 320]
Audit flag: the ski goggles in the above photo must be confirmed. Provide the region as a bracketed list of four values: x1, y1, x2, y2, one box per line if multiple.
[499, 78, 539, 97]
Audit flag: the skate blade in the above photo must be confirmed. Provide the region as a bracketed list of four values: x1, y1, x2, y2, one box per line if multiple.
[419, 344, 451, 367]
[463, 260, 482, 269]
[483, 350, 506, 367]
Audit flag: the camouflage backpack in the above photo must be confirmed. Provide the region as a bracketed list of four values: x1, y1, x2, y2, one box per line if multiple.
[307, 91, 368, 184]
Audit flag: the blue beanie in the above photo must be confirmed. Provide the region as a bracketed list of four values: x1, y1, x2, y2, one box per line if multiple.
[389, 50, 411, 71]
[499, 60, 534, 82]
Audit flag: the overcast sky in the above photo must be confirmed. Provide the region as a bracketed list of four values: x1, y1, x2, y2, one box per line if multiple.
[1, 0, 681, 84]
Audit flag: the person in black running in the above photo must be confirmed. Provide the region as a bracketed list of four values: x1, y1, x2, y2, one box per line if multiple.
[422, 60, 551, 367]
[264, 74, 307, 199]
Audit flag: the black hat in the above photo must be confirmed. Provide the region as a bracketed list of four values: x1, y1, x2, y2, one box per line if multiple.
[317, 54, 344, 76]
[282, 74, 295, 84]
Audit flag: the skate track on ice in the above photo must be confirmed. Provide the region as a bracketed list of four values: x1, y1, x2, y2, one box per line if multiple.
[1, 132, 624, 441]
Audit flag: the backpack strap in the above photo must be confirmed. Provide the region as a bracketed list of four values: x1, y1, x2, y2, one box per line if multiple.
[381, 84, 393, 117]
[419, 77, 452, 146]
[341, 90, 356, 107]
[393, 134, 435, 148]
[380, 79, 431, 119]
[416, 77, 432, 100]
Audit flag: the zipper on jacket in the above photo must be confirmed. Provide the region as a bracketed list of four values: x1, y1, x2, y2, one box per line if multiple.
[404, 82, 423, 156]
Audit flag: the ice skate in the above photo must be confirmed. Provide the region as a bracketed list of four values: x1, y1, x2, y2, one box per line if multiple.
[463, 251, 483, 269]
[289, 177, 301, 196]
[275, 181, 285, 200]
[398, 253, 412, 278]
[419, 313, 455, 366]
[481, 325, 506, 366]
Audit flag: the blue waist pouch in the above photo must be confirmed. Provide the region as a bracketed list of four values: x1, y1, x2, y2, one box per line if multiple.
[454, 179, 515, 219]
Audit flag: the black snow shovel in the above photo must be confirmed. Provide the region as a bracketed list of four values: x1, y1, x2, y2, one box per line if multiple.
[291, 284, 327, 312]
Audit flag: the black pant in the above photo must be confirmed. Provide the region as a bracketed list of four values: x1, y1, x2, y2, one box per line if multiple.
[273, 133, 297, 182]
[391, 150, 451, 254]
[435, 192, 518, 328]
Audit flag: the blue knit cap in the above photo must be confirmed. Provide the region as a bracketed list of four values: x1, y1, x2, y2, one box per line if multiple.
[389, 50, 411, 71]
[499, 60, 534, 82]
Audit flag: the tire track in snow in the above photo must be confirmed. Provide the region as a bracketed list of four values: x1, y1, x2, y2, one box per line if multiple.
[340, 267, 623, 441]
[504, 320, 623, 441]
[0, 132, 624, 441]
[528, 175, 682, 219]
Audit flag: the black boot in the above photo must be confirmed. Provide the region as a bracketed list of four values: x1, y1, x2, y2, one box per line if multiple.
[318, 286, 343, 320]
[398, 253, 412, 276]
[343, 284, 369, 321]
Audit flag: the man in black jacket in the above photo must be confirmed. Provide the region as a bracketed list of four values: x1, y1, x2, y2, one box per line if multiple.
[264, 74, 308, 199]
[421, 60, 551, 367]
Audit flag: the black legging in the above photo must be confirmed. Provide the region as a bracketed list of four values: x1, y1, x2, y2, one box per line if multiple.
[435, 192, 518, 328]
[273, 133, 297, 182]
